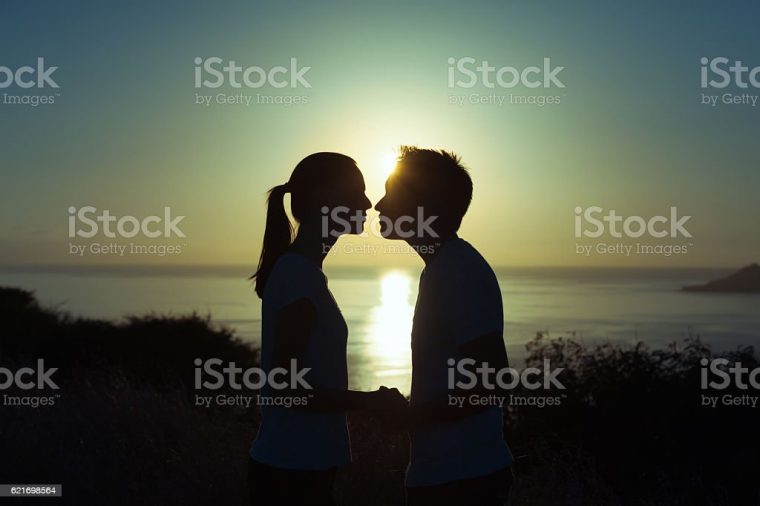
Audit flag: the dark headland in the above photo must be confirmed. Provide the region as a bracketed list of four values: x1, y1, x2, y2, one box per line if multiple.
[682, 263, 760, 292]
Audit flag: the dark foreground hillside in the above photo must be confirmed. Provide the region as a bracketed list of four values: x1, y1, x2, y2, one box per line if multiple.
[0, 287, 758, 505]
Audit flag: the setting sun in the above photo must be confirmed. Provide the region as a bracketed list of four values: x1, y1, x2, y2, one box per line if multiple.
[380, 151, 398, 178]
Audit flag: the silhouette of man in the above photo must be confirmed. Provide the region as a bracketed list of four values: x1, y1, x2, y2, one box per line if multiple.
[375, 146, 514, 506]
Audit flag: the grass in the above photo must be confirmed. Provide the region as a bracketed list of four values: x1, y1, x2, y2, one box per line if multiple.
[1, 287, 758, 505]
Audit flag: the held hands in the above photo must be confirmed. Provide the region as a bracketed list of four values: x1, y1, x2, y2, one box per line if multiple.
[369, 386, 407, 411]
[368, 386, 410, 434]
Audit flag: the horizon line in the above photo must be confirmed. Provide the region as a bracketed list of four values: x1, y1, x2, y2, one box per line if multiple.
[0, 262, 746, 273]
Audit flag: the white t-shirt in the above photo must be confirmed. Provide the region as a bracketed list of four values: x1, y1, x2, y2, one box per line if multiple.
[407, 238, 513, 486]
[250, 252, 351, 470]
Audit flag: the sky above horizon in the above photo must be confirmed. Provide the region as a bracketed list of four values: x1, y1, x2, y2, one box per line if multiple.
[1, 0, 759, 269]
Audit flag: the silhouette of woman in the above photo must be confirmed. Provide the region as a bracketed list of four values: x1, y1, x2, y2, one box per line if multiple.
[248, 153, 405, 506]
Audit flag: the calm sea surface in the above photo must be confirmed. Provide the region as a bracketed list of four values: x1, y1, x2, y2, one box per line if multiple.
[1, 265, 758, 394]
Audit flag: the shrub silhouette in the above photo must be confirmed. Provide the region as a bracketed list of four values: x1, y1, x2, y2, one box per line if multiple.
[0, 286, 257, 393]
[1, 287, 758, 505]
[506, 332, 760, 505]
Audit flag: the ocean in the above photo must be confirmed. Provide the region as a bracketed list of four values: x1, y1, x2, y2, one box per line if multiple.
[1, 265, 758, 394]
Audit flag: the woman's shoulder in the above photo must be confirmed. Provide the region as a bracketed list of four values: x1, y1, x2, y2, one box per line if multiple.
[264, 253, 324, 301]
[272, 252, 321, 276]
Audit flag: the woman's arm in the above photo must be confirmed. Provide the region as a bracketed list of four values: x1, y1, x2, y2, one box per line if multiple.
[269, 297, 405, 413]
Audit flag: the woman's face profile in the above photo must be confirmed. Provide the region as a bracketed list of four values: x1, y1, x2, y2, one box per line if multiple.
[320, 165, 371, 237]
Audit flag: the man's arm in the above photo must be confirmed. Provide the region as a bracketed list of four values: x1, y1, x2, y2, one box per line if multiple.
[390, 331, 509, 431]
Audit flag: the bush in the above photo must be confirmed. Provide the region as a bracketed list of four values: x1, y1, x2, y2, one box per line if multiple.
[1, 287, 758, 505]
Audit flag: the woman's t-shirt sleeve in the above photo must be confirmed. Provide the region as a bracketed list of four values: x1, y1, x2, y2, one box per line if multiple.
[268, 256, 320, 310]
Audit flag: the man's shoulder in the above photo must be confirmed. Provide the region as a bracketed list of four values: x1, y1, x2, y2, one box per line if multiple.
[441, 239, 498, 281]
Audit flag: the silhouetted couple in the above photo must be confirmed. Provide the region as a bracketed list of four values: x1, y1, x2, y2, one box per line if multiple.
[248, 148, 513, 506]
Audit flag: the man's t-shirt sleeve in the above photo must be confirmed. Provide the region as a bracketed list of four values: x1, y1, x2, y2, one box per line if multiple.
[449, 264, 504, 348]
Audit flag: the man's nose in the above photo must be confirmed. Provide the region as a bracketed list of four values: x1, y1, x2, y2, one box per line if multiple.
[374, 197, 384, 212]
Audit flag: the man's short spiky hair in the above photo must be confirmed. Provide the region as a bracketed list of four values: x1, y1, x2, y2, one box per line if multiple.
[395, 146, 473, 235]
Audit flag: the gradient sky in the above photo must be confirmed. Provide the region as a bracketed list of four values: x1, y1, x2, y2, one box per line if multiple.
[1, 0, 759, 268]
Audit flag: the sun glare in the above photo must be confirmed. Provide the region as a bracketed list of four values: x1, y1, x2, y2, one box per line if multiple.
[380, 151, 398, 178]
[364, 270, 414, 384]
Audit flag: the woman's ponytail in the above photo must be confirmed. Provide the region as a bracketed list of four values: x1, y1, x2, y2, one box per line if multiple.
[252, 152, 358, 297]
[252, 183, 292, 298]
